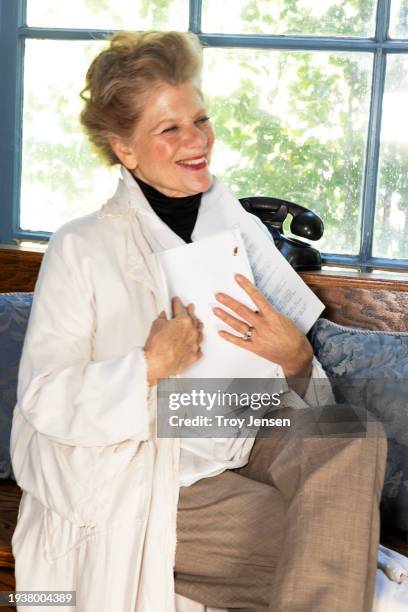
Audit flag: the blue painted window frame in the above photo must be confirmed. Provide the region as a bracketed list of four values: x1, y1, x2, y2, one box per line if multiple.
[1, 0, 408, 271]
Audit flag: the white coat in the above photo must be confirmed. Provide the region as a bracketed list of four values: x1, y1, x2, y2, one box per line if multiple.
[10, 168, 330, 612]
[11, 170, 181, 612]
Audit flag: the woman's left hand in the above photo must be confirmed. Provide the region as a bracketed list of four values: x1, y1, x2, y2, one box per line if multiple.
[213, 273, 313, 383]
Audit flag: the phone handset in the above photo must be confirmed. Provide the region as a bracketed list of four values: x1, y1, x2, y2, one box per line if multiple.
[239, 196, 324, 271]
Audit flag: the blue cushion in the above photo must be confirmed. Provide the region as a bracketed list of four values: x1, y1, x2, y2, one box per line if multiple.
[2, 299, 407, 529]
[0, 292, 33, 479]
[310, 317, 408, 531]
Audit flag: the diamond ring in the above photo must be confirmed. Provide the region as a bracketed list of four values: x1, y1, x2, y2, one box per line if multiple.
[244, 326, 254, 341]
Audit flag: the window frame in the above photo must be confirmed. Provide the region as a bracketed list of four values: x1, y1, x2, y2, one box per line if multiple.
[1, 0, 408, 272]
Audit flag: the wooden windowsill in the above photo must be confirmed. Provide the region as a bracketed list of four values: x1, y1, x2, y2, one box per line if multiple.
[301, 269, 408, 291]
[2, 244, 408, 307]
[0, 243, 47, 253]
[1, 243, 408, 286]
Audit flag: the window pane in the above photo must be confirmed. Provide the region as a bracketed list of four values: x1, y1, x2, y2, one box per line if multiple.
[26, 0, 188, 30]
[374, 56, 408, 259]
[202, 0, 376, 37]
[203, 49, 372, 255]
[20, 40, 120, 233]
[390, 0, 408, 38]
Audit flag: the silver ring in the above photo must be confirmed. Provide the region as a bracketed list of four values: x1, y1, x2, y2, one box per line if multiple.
[243, 326, 254, 341]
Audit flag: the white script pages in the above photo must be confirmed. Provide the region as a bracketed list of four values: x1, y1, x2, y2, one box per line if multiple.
[155, 228, 324, 379]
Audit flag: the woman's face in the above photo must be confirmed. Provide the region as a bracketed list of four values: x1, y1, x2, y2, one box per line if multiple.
[113, 81, 215, 197]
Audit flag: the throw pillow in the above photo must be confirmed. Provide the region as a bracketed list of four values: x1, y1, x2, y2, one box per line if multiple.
[310, 317, 408, 531]
[0, 292, 33, 478]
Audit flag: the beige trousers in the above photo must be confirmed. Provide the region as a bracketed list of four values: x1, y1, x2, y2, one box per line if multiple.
[175, 417, 387, 612]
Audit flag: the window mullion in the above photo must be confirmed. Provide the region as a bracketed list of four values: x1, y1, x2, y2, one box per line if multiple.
[0, 0, 26, 244]
[19, 27, 114, 40]
[375, 0, 392, 41]
[197, 33, 399, 52]
[189, 0, 202, 34]
[359, 49, 387, 271]
[358, 1, 391, 271]
[20, 0, 27, 26]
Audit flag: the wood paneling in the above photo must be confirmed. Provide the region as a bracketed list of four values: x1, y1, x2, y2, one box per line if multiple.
[0, 568, 16, 611]
[0, 567, 15, 590]
[2, 247, 408, 333]
[381, 528, 408, 558]
[0, 481, 20, 569]
[0, 480, 20, 601]
[301, 270, 408, 332]
[0, 247, 43, 293]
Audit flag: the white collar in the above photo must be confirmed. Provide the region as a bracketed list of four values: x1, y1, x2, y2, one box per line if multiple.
[100, 166, 240, 251]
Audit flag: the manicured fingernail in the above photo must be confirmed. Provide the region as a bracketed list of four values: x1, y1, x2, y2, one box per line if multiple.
[235, 273, 244, 282]
[215, 293, 225, 302]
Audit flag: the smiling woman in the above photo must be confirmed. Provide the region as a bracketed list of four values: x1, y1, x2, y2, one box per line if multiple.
[80, 32, 204, 162]
[109, 81, 215, 197]
[10, 29, 386, 612]
[80, 32, 214, 197]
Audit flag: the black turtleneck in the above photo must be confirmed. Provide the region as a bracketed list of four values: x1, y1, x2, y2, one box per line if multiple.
[134, 176, 202, 243]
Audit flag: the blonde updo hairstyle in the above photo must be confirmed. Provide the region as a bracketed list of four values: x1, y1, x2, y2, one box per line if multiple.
[80, 31, 203, 165]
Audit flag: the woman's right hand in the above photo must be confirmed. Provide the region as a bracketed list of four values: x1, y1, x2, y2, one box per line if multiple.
[143, 297, 203, 386]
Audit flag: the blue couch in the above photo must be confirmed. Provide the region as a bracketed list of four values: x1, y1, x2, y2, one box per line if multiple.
[1, 292, 408, 531]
